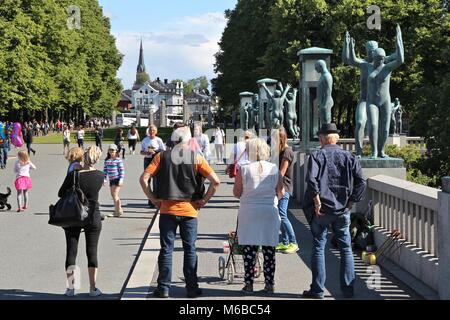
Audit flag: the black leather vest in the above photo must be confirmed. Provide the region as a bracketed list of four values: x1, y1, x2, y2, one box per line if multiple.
[155, 148, 206, 201]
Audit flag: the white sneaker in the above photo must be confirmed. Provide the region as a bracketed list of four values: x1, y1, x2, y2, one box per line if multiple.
[89, 288, 102, 297]
[64, 288, 75, 297]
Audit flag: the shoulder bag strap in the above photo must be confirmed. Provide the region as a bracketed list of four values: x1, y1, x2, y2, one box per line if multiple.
[236, 149, 246, 163]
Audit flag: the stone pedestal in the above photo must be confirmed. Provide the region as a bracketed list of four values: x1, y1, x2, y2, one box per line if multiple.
[293, 146, 320, 205]
[356, 158, 406, 214]
[387, 135, 401, 147]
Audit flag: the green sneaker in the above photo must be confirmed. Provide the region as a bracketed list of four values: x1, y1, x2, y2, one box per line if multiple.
[284, 243, 299, 254]
[275, 243, 289, 251]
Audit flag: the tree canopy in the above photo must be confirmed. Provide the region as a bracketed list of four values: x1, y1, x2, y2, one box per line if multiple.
[0, 0, 123, 122]
[213, 0, 449, 185]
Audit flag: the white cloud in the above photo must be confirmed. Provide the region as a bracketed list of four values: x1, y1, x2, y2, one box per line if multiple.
[103, 10, 117, 21]
[113, 12, 228, 89]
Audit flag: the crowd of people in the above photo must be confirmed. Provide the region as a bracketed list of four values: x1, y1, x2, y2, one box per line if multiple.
[0, 119, 367, 300]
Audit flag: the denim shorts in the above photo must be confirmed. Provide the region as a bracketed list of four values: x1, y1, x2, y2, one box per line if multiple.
[109, 179, 121, 187]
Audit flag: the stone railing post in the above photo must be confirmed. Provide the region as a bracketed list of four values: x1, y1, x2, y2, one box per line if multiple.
[438, 176, 450, 299]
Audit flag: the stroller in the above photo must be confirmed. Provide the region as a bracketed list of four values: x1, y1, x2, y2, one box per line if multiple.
[218, 231, 263, 284]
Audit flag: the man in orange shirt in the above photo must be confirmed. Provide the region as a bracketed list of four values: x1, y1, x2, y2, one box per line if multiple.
[140, 126, 220, 298]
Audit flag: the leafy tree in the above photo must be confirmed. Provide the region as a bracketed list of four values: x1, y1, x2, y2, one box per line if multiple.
[0, 0, 123, 122]
[212, 0, 274, 116]
[214, 0, 449, 183]
[173, 76, 210, 95]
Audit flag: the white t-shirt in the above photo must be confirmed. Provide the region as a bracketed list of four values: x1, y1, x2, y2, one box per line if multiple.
[128, 130, 139, 140]
[14, 161, 36, 178]
[214, 129, 225, 145]
[77, 130, 85, 140]
[141, 136, 166, 158]
[230, 141, 249, 167]
[63, 130, 71, 142]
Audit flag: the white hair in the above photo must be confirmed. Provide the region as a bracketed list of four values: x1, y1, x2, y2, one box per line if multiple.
[171, 127, 192, 144]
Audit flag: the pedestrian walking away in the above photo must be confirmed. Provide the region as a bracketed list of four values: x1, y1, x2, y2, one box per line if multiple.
[302, 123, 367, 299]
[63, 125, 71, 158]
[77, 126, 85, 149]
[14, 150, 36, 212]
[0, 122, 11, 169]
[58, 146, 105, 298]
[140, 126, 220, 299]
[275, 127, 299, 254]
[214, 125, 225, 164]
[233, 138, 284, 294]
[103, 144, 125, 217]
[94, 125, 104, 151]
[25, 126, 36, 156]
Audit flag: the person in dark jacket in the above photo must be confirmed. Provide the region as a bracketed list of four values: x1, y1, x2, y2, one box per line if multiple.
[25, 126, 36, 156]
[58, 146, 104, 297]
[302, 123, 366, 299]
[94, 125, 104, 151]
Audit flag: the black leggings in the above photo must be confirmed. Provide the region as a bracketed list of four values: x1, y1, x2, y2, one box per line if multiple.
[64, 223, 102, 269]
[128, 139, 137, 151]
[243, 246, 276, 286]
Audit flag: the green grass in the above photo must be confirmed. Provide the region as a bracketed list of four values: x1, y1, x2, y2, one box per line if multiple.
[33, 127, 173, 144]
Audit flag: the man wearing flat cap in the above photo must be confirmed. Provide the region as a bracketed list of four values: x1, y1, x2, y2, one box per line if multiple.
[302, 123, 366, 299]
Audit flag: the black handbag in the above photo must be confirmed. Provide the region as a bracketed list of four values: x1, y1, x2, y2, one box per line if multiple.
[49, 171, 89, 228]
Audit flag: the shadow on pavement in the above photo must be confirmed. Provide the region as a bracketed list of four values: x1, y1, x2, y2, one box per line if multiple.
[288, 207, 419, 300]
[0, 289, 118, 300]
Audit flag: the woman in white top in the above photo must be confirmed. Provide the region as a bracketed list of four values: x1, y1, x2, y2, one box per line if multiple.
[76, 126, 85, 149]
[127, 125, 140, 155]
[233, 138, 284, 294]
[214, 126, 225, 164]
[226, 131, 252, 176]
[63, 125, 71, 158]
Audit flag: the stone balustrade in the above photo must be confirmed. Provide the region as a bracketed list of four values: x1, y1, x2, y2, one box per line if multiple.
[367, 175, 450, 299]
[406, 136, 426, 150]
[369, 175, 439, 257]
[337, 137, 426, 151]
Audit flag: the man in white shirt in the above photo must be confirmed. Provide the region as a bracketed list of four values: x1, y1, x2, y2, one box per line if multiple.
[194, 124, 211, 163]
[141, 125, 166, 208]
[77, 126, 85, 148]
[214, 126, 225, 164]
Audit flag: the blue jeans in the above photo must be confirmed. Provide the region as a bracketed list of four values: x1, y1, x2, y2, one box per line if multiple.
[157, 214, 198, 293]
[0, 147, 7, 168]
[310, 212, 355, 296]
[278, 192, 297, 245]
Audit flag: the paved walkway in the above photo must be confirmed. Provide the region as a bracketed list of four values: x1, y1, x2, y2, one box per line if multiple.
[123, 164, 421, 300]
[0, 144, 421, 300]
[0, 144, 155, 300]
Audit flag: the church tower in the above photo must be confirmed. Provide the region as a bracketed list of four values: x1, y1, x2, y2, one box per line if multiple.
[134, 39, 150, 87]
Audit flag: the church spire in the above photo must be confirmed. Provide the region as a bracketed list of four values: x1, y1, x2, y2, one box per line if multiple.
[137, 38, 146, 73]
[134, 38, 150, 86]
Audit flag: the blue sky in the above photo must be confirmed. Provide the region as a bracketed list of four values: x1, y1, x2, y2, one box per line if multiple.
[98, 0, 237, 89]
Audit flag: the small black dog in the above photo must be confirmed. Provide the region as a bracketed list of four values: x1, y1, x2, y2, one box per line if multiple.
[0, 187, 12, 210]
